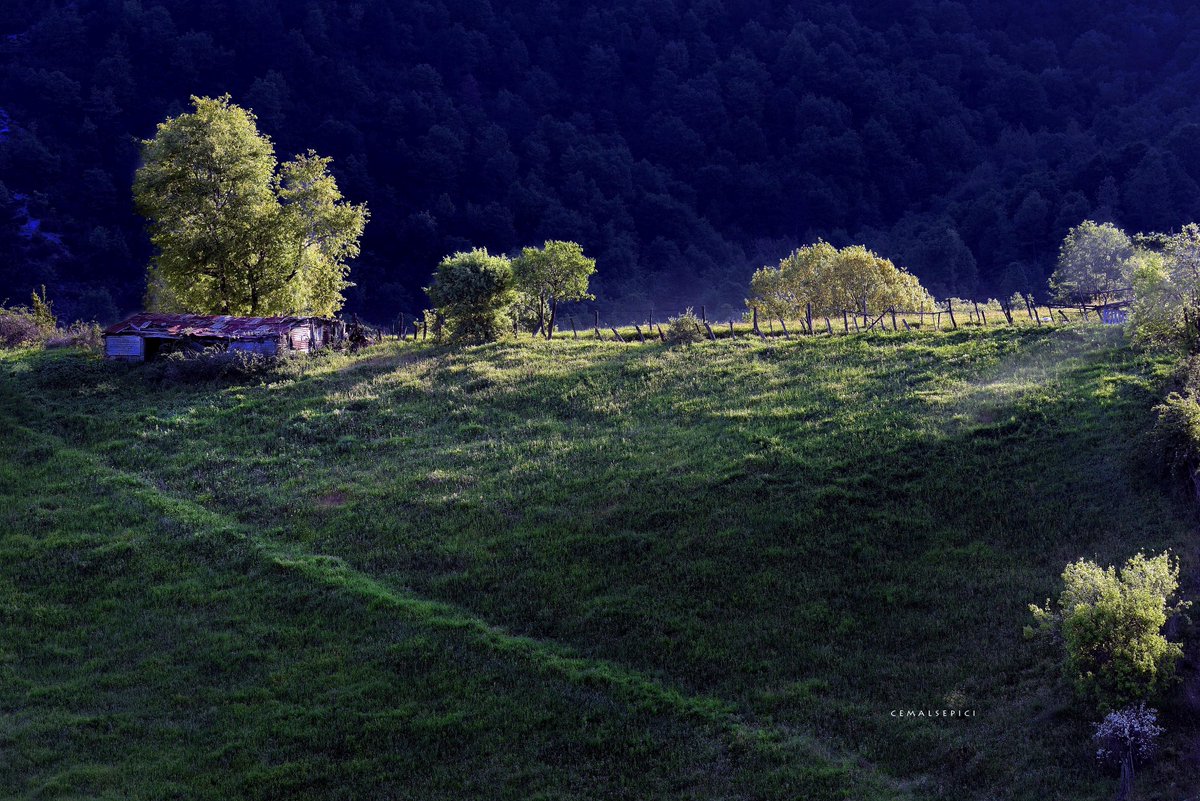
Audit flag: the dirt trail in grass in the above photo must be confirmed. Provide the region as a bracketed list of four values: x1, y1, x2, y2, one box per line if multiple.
[0, 398, 912, 800]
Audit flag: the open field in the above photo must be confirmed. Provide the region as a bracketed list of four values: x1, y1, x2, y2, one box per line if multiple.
[2, 325, 1198, 799]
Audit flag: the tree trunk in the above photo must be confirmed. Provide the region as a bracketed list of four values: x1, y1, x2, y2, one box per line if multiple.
[546, 298, 558, 339]
[1117, 750, 1133, 801]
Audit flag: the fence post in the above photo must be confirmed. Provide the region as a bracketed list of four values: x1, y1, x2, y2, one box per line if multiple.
[890, 308, 897, 331]
[947, 301, 957, 330]
[704, 321, 716, 341]
[752, 307, 762, 337]
[633, 323, 646, 343]
[842, 310, 849, 333]
[1000, 301, 1013, 325]
[1024, 295, 1035, 320]
[657, 324, 666, 342]
[778, 318, 790, 338]
[806, 303, 814, 334]
[594, 310, 601, 338]
[728, 320, 735, 338]
[571, 316, 578, 339]
[825, 317, 832, 335]
[610, 326, 626, 343]
[700, 305, 707, 323]
[973, 301, 982, 326]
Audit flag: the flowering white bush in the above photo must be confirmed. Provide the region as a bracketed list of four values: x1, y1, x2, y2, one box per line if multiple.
[1093, 704, 1164, 769]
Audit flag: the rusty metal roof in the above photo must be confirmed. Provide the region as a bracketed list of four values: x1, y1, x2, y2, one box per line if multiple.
[104, 313, 328, 339]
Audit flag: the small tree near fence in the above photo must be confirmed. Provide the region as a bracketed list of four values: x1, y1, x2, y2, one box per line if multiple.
[513, 240, 596, 339]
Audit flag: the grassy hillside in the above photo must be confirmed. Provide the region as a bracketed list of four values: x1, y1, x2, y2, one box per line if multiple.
[2, 326, 1197, 800]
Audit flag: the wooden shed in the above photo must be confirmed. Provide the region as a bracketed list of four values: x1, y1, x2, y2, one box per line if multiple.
[103, 313, 336, 361]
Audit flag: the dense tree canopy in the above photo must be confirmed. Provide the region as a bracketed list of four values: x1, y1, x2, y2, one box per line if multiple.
[748, 241, 932, 317]
[1049, 221, 1134, 305]
[134, 95, 366, 316]
[4, 1, 1200, 322]
[425, 247, 515, 343]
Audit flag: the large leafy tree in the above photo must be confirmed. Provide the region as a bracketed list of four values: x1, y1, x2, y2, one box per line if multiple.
[1049, 221, 1134, 305]
[133, 95, 367, 317]
[512, 240, 596, 339]
[1130, 224, 1200, 346]
[748, 241, 932, 319]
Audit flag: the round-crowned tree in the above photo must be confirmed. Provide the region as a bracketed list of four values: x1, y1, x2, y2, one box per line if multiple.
[1049, 220, 1134, 305]
[424, 248, 515, 343]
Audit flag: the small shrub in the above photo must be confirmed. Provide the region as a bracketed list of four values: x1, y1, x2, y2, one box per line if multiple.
[46, 321, 104, 353]
[1094, 704, 1164, 771]
[1029, 552, 1188, 712]
[1155, 391, 1200, 474]
[0, 288, 103, 352]
[0, 307, 48, 347]
[1154, 354, 1200, 476]
[665, 308, 705, 346]
[154, 347, 278, 384]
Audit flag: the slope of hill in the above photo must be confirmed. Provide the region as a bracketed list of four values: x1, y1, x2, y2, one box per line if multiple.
[2, 326, 1197, 799]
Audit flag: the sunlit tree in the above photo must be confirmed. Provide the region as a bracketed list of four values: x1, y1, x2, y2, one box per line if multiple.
[748, 241, 932, 318]
[425, 248, 515, 343]
[134, 95, 367, 316]
[512, 240, 596, 339]
[1050, 221, 1134, 305]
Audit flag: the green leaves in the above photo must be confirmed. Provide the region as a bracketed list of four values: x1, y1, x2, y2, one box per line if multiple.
[134, 96, 367, 316]
[424, 248, 516, 343]
[512, 240, 596, 339]
[1033, 551, 1188, 712]
[747, 241, 933, 318]
[1049, 220, 1134, 306]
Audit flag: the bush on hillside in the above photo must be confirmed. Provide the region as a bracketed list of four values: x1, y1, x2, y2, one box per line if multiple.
[665, 308, 706, 345]
[0, 288, 104, 353]
[1029, 552, 1188, 712]
[46, 321, 104, 352]
[0, 306, 50, 348]
[1154, 355, 1200, 479]
[153, 347, 278, 384]
[424, 248, 515, 343]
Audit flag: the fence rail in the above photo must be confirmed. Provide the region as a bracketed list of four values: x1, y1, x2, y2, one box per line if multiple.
[385, 300, 1122, 342]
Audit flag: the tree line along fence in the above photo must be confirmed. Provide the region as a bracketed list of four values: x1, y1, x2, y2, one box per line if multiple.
[386, 297, 1125, 343]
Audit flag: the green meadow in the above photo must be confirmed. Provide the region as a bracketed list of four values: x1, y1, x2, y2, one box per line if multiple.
[2, 325, 1197, 799]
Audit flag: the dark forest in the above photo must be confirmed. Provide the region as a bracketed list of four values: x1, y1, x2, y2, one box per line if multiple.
[3, 0, 1200, 322]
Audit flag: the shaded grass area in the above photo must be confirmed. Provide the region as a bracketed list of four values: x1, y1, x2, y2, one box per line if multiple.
[0, 419, 890, 800]
[2, 325, 1197, 799]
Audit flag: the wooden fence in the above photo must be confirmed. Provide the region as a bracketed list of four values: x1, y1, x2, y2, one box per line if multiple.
[389, 299, 1123, 343]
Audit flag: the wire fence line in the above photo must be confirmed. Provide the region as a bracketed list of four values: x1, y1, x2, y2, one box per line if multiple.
[384, 298, 1123, 342]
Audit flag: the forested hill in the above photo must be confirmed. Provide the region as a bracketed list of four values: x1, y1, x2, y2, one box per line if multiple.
[3, 1, 1200, 323]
